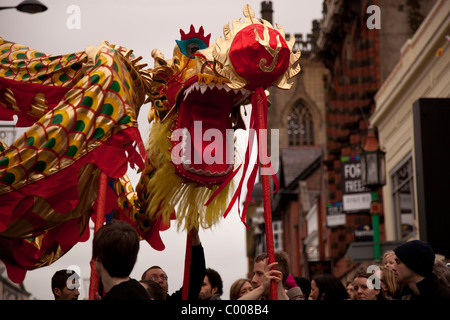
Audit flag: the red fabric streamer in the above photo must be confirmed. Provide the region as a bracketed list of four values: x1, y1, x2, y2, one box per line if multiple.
[205, 87, 279, 229]
[204, 87, 278, 299]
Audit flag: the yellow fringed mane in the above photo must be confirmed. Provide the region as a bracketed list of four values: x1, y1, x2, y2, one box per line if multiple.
[142, 114, 232, 231]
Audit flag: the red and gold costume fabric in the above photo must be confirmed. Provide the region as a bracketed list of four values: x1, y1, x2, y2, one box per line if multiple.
[0, 38, 147, 282]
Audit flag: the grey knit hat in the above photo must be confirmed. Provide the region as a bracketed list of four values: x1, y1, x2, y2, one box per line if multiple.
[394, 240, 435, 277]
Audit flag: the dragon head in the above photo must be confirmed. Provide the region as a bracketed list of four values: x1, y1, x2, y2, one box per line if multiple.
[137, 5, 300, 239]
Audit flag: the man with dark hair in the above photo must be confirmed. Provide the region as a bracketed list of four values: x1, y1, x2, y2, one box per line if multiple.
[141, 265, 169, 298]
[92, 219, 149, 300]
[255, 252, 290, 284]
[240, 251, 302, 300]
[141, 229, 205, 300]
[51, 269, 80, 300]
[393, 240, 450, 300]
[198, 268, 223, 300]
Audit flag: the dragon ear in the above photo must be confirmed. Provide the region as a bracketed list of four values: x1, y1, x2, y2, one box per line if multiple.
[179, 24, 211, 46]
[180, 28, 186, 39]
[198, 26, 211, 46]
[177, 25, 212, 57]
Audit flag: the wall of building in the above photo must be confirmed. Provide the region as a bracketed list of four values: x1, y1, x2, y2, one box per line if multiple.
[268, 54, 327, 149]
[378, 0, 438, 83]
[247, 0, 446, 279]
[313, 0, 439, 267]
[371, 0, 450, 241]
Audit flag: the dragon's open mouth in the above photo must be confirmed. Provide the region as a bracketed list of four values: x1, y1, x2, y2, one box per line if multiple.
[171, 76, 251, 184]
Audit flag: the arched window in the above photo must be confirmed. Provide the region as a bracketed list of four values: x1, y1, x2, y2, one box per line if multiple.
[287, 102, 314, 146]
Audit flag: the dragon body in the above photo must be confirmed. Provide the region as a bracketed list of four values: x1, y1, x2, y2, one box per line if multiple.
[0, 5, 300, 283]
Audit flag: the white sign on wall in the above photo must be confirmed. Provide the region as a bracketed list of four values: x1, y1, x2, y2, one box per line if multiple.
[343, 193, 371, 212]
[326, 203, 346, 227]
[341, 156, 371, 213]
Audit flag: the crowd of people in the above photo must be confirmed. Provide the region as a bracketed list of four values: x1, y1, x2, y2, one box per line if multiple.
[50, 220, 450, 301]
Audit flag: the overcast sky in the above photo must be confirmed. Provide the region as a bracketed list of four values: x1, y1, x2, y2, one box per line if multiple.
[0, 0, 323, 300]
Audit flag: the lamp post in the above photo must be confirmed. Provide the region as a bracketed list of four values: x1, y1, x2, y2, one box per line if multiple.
[0, 0, 47, 13]
[360, 127, 386, 261]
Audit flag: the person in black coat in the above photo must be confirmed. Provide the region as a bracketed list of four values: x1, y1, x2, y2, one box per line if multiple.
[92, 220, 150, 300]
[393, 240, 450, 300]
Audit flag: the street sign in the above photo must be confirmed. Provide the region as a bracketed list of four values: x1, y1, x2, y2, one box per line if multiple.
[341, 156, 371, 213]
[343, 192, 371, 212]
[326, 202, 346, 227]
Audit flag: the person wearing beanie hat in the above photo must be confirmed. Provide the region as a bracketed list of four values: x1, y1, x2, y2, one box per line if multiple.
[393, 240, 450, 300]
[394, 240, 435, 277]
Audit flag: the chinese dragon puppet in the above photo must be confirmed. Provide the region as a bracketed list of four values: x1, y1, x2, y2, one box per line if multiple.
[0, 5, 300, 292]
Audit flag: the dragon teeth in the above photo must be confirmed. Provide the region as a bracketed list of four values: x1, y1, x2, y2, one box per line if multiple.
[200, 83, 208, 94]
[182, 82, 251, 101]
[182, 162, 233, 177]
[176, 128, 235, 177]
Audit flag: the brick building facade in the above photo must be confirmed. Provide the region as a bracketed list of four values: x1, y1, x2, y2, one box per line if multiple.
[316, 0, 436, 278]
[246, 0, 438, 280]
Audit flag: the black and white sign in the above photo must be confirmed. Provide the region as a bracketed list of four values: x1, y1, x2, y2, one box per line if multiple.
[341, 156, 371, 213]
[326, 203, 346, 227]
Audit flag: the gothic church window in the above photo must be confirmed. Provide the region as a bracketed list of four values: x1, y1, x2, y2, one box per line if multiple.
[287, 102, 314, 146]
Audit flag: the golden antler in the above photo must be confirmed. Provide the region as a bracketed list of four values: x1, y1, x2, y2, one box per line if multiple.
[253, 26, 282, 73]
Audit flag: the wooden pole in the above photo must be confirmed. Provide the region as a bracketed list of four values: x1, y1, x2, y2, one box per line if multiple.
[254, 87, 277, 300]
[89, 171, 108, 300]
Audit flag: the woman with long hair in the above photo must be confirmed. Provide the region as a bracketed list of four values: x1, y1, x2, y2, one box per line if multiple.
[378, 266, 402, 300]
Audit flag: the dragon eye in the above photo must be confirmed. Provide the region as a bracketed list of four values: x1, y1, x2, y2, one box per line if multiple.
[187, 42, 200, 56]
[176, 38, 208, 57]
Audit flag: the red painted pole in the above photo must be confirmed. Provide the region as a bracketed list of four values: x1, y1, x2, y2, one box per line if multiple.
[89, 171, 108, 300]
[254, 88, 277, 300]
[182, 230, 193, 300]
